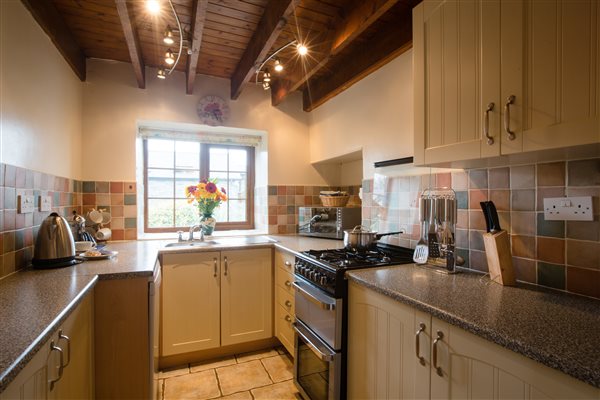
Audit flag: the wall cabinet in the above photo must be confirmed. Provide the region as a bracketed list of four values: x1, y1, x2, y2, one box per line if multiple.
[1, 293, 94, 400]
[162, 248, 273, 356]
[274, 249, 296, 356]
[348, 281, 599, 399]
[414, 0, 600, 166]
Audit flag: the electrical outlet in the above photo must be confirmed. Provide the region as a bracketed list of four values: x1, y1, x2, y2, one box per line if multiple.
[39, 196, 52, 212]
[17, 195, 35, 214]
[543, 196, 593, 221]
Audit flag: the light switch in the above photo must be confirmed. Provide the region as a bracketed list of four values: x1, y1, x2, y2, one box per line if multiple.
[39, 196, 52, 212]
[17, 195, 35, 214]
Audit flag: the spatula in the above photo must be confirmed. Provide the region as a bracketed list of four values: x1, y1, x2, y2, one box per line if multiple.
[413, 222, 429, 264]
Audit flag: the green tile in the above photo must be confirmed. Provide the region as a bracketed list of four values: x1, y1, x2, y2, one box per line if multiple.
[537, 262, 565, 290]
[456, 191, 468, 209]
[53, 192, 60, 205]
[125, 218, 137, 229]
[536, 212, 565, 238]
[124, 194, 136, 205]
[82, 181, 95, 193]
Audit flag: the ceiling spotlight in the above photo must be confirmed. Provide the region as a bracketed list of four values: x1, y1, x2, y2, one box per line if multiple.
[157, 68, 167, 79]
[165, 49, 175, 65]
[263, 69, 271, 82]
[296, 43, 308, 56]
[163, 27, 175, 45]
[262, 81, 270, 90]
[146, 0, 160, 14]
[273, 59, 283, 72]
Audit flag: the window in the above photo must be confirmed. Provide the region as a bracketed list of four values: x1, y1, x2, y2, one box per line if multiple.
[143, 138, 255, 232]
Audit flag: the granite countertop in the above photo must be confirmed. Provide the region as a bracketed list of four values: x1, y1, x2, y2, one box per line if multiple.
[347, 264, 600, 388]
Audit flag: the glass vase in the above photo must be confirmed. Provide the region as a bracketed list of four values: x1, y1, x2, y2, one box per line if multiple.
[200, 213, 216, 236]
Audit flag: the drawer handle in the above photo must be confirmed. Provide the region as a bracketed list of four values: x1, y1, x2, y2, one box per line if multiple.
[415, 322, 426, 366]
[48, 341, 64, 390]
[504, 95, 516, 140]
[284, 261, 292, 267]
[284, 280, 292, 287]
[483, 102, 495, 145]
[433, 330, 444, 377]
[285, 300, 292, 308]
[285, 315, 292, 322]
[213, 257, 218, 278]
[58, 330, 71, 368]
[224, 256, 228, 276]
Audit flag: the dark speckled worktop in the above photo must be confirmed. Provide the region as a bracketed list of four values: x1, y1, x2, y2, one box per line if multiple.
[347, 264, 600, 389]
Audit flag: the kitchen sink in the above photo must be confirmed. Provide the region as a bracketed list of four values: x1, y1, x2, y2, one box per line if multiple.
[164, 240, 218, 248]
[164, 235, 277, 249]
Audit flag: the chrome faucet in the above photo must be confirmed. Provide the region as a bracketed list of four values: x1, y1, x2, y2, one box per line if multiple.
[188, 225, 205, 242]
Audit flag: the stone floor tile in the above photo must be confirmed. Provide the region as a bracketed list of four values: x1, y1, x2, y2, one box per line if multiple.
[218, 391, 253, 399]
[217, 359, 273, 395]
[191, 355, 237, 373]
[261, 355, 293, 382]
[164, 370, 221, 400]
[251, 380, 300, 400]
[235, 348, 280, 363]
[276, 346, 286, 355]
[159, 364, 190, 379]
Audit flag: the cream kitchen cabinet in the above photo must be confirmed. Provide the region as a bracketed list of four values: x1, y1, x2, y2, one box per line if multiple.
[1, 293, 94, 400]
[274, 249, 296, 356]
[162, 248, 273, 356]
[348, 281, 599, 399]
[414, 0, 600, 166]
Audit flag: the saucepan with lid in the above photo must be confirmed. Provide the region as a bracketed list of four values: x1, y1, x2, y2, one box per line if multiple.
[343, 225, 403, 251]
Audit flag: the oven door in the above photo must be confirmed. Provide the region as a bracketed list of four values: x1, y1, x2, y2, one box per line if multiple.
[293, 319, 341, 400]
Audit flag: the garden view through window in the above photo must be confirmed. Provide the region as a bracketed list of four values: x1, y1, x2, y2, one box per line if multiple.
[144, 138, 254, 232]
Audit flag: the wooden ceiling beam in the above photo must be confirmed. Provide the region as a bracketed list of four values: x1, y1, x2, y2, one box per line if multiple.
[302, 14, 412, 112]
[20, 0, 86, 81]
[271, 0, 399, 107]
[115, 0, 145, 89]
[186, 0, 209, 95]
[230, 0, 297, 100]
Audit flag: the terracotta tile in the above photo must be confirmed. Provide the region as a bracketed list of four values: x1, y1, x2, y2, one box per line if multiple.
[567, 267, 600, 299]
[537, 162, 565, 187]
[566, 240, 600, 270]
[277, 225, 286, 234]
[268, 215, 277, 225]
[110, 182, 124, 193]
[110, 218, 124, 230]
[251, 380, 299, 400]
[159, 365, 190, 379]
[217, 359, 272, 395]
[451, 171, 468, 191]
[489, 190, 510, 211]
[469, 210, 486, 230]
[3, 253, 15, 276]
[277, 186, 286, 195]
[512, 257, 537, 283]
[457, 210, 469, 229]
[510, 165, 535, 189]
[568, 159, 600, 186]
[286, 215, 295, 224]
[295, 195, 305, 206]
[295, 186, 305, 195]
[124, 229, 137, 240]
[537, 237, 565, 264]
[190, 356, 236, 373]
[110, 194, 124, 206]
[537, 262, 565, 290]
[469, 250, 488, 272]
[566, 220, 600, 241]
[537, 187, 565, 211]
[436, 173, 451, 188]
[511, 212, 536, 236]
[111, 206, 124, 218]
[469, 190, 488, 209]
[537, 212, 564, 238]
[164, 370, 220, 400]
[468, 169, 488, 189]
[111, 230, 124, 240]
[488, 167, 509, 189]
[260, 355, 293, 383]
[511, 190, 535, 211]
[124, 182, 136, 194]
[82, 193, 96, 206]
[511, 235, 535, 259]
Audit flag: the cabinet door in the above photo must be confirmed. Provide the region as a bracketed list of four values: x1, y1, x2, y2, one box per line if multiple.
[347, 282, 418, 399]
[502, 0, 600, 154]
[414, 0, 501, 165]
[162, 251, 221, 355]
[429, 317, 599, 399]
[221, 248, 273, 346]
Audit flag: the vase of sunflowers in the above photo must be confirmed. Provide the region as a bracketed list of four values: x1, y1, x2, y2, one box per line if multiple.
[185, 179, 228, 236]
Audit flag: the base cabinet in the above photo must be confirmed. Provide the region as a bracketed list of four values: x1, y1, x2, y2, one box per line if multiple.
[162, 248, 273, 356]
[1, 293, 94, 400]
[348, 282, 599, 400]
[274, 250, 296, 356]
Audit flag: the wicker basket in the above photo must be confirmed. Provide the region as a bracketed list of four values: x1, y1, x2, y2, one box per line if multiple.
[320, 195, 350, 207]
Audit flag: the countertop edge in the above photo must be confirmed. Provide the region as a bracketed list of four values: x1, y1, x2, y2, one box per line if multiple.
[347, 273, 600, 389]
[0, 275, 98, 393]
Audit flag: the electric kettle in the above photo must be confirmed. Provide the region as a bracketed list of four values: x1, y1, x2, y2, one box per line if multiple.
[32, 213, 78, 268]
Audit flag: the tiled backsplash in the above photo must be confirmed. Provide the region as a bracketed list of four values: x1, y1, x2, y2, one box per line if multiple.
[362, 158, 600, 299]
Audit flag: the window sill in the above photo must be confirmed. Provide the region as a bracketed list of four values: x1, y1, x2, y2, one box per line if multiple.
[137, 228, 268, 241]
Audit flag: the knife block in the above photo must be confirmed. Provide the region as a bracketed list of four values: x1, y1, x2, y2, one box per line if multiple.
[482, 230, 516, 286]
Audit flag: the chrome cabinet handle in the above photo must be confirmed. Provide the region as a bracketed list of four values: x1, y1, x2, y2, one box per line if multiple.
[58, 330, 71, 368]
[285, 300, 292, 307]
[285, 315, 292, 322]
[504, 95, 516, 140]
[284, 280, 292, 287]
[483, 102, 495, 145]
[213, 257, 218, 278]
[415, 322, 426, 366]
[432, 331, 444, 377]
[224, 256, 228, 276]
[48, 341, 64, 390]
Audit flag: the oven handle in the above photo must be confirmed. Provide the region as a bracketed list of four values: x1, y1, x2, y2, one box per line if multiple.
[292, 280, 336, 310]
[293, 323, 335, 362]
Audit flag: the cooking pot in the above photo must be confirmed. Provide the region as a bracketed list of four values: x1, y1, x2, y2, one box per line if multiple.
[33, 213, 78, 268]
[343, 225, 404, 250]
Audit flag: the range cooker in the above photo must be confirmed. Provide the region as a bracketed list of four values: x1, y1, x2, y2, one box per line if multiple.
[292, 243, 414, 400]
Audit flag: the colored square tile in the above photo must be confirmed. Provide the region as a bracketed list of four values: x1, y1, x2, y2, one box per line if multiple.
[511, 190, 535, 211]
[566, 240, 600, 270]
[489, 167, 510, 189]
[436, 173, 451, 188]
[511, 212, 536, 235]
[537, 162, 565, 187]
[111, 194, 124, 206]
[536, 187, 565, 211]
[468, 169, 488, 189]
[469, 250, 488, 272]
[124, 229, 137, 240]
[95, 182, 109, 193]
[82, 181, 95, 193]
[124, 205, 137, 218]
[268, 186, 277, 196]
[566, 267, 600, 299]
[451, 171, 468, 190]
[511, 235, 536, 259]
[111, 229, 125, 240]
[512, 257, 536, 283]
[537, 262, 565, 290]
[455, 191, 468, 209]
[537, 237, 565, 264]
[536, 212, 564, 238]
[4, 187, 16, 209]
[469, 190, 488, 209]
[510, 165, 535, 189]
[125, 218, 137, 229]
[469, 210, 487, 230]
[469, 230, 485, 251]
[110, 182, 124, 193]
[96, 194, 110, 207]
[568, 159, 600, 186]
[489, 190, 510, 211]
[15, 167, 26, 188]
[124, 182, 137, 194]
[124, 194, 137, 205]
[82, 193, 96, 206]
[566, 220, 600, 241]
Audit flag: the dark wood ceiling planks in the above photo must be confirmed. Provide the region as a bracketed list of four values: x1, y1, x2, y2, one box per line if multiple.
[40, 0, 415, 108]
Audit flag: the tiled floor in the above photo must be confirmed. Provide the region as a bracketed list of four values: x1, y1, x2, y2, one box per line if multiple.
[158, 348, 300, 400]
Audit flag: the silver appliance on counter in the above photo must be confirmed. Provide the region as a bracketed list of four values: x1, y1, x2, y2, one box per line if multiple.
[298, 207, 361, 240]
[32, 212, 78, 268]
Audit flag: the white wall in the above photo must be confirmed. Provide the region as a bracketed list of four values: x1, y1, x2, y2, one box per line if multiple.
[0, 1, 83, 179]
[308, 50, 414, 179]
[82, 59, 325, 185]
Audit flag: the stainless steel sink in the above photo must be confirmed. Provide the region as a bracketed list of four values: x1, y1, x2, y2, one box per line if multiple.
[164, 240, 218, 248]
[164, 235, 277, 249]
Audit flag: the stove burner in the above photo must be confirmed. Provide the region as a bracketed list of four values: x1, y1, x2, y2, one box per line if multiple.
[304, 244, 413, 269]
